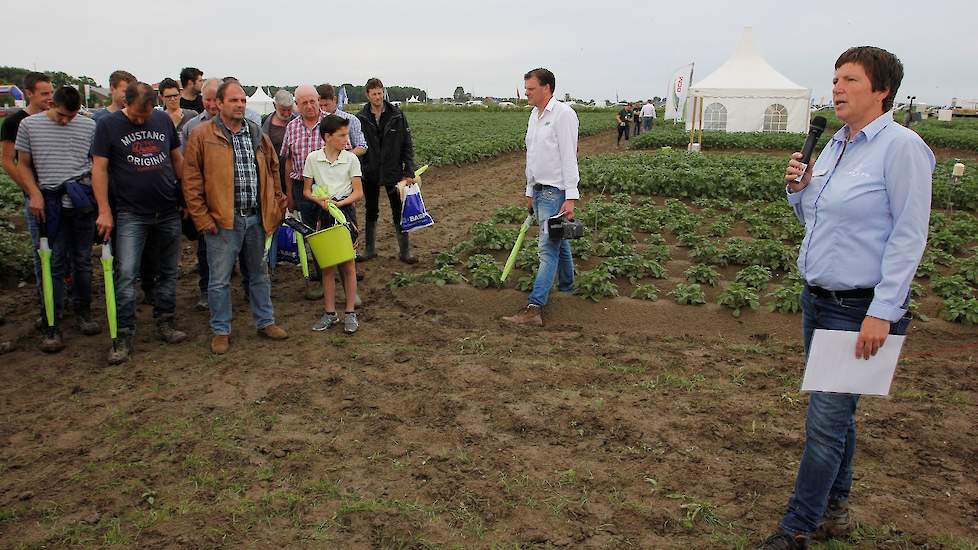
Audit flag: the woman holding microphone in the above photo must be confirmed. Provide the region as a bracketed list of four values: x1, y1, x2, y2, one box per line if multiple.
[756, 47, 935, 549]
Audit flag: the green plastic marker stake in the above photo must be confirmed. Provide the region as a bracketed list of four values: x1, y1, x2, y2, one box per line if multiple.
[38, 236, 55, 327]
[263, 232, 274, 262]
[296, 232, 310, 279]
[501, 214, 534, 283]
[101, 242, 117, 341]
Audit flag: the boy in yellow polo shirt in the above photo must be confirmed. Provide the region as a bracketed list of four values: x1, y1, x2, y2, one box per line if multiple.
[302, 115, 364, 333]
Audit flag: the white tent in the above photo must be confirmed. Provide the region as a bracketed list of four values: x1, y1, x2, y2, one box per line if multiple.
[247, 87, 275, 117]
[686, 27, 810, 133]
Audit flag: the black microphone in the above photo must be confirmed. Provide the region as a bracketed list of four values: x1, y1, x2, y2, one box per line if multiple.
[795, 116, 827, 182]
[800, 116, 827, 165]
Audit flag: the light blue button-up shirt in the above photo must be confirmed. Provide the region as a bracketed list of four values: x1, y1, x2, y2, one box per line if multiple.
[787, 111, 935, 322]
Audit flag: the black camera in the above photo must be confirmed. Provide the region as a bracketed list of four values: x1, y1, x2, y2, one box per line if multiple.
[546, 214, 585, 240]
[283, 217, 315, 236]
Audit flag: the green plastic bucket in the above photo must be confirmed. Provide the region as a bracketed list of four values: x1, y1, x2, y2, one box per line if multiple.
[306, 203, 355, 268]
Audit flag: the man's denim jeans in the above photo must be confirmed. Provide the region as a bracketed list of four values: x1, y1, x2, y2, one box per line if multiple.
[204, 214, 275, 335]
[528, 186, 574, 307]
[115, 210, 182, 333]
[780, 286, 911, 534]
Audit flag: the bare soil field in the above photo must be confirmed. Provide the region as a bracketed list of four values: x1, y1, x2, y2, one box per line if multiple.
[0, 132, 975, 549]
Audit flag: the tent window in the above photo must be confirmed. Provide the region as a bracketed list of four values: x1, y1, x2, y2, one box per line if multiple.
[703, 103, 727, 131]
[763, 103, 789, 132]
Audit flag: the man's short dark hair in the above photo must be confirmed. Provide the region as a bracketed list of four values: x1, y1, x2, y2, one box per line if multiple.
[125, 82, 158, 111]
[524, 68, 556, 93]
[216, 80, 244, 101]
[52, 86, 82, 111]
[365, 78, 384, 92]
[109, 70, 136, 89]
[319, 114, 350, 138]
[835, 46, 904, 112]
[180, 67, 203, 88]
[158, 77, 180, 95]
[23, 71, 51, 92]
[317, 83, 336, 100]
[222, 76, 239, 84]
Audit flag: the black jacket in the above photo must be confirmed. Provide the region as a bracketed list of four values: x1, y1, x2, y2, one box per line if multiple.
[357, 101, 416, 185]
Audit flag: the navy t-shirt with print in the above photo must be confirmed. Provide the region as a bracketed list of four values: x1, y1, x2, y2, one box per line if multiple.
[92, 109, 181, 214]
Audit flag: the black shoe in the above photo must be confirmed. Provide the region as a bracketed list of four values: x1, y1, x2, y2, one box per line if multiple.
[39, 329, 65, 354]
[755, 531, 809, 550]
[76, 311, 102, 336]
[106, 335, 132, 365]
[195, 291, 209, 311]
[156, 318, 188, 344]
[815, 499, 851, 539]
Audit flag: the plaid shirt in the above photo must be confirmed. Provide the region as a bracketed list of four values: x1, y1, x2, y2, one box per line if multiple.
[280, 112, 368, 181]
[229, 121, 258, 211]
[280, 116, 324, 181]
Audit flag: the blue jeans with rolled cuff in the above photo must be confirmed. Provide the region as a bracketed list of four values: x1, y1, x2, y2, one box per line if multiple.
[527, 186, 574, 307]
[779, 286, 911, 535]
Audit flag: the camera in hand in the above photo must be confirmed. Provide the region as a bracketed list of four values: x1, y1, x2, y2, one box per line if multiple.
[547, 214, 585, 240]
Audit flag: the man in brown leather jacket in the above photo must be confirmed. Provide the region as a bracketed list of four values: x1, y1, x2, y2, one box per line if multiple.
[183, 79, 289, 354]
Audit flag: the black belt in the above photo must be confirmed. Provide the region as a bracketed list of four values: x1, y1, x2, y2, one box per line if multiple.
[236, 206, 258, 216]
[806, 285, 874, 300]
[532, 184, 558, 192]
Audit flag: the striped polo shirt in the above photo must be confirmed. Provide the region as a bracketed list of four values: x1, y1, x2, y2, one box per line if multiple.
[14, 112, 95, 204]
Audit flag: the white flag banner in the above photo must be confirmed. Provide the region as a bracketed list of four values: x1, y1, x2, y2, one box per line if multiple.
[664, 63, 694, 122]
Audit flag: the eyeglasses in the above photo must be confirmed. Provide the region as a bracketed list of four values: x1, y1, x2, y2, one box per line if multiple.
[163, 94, 180, 99]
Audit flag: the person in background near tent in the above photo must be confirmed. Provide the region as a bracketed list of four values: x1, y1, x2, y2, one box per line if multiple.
[632, 101, 642, 136]
[92, 82, 188, 365]
[755, 46, 934, 550]
[302, 115, 363, 334]
[616, 103, 631, 146]
[92, 70, 136, 124]
[502, 68, 579, 327]
[15, 86, 100, 352]
[160, 78, 198, 134]
[182, 79, 288, 355]
[356, 78, 418, 264]
[640, 99, 657, 131]
[260, 89, 297, 272]
[1, 71, 54, 352]
[179, 67, 204, 114]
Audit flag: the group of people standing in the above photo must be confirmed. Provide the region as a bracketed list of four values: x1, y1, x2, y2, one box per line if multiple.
[0, 51, 942, 549]
[616, 99, 657, 146]
[0, 67, 419, 362]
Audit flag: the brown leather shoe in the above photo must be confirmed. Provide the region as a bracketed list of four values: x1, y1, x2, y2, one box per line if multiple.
[210, 334, 230, 354]
[502, 304, 543, 326]
[258, 324, 289, 340]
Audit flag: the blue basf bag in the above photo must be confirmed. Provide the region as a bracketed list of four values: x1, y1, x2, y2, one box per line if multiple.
[400, 184, 434, 232]
[276, 223, 299, 264]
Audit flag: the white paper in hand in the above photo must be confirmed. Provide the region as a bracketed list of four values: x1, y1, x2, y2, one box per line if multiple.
[800, 329, 906, 396]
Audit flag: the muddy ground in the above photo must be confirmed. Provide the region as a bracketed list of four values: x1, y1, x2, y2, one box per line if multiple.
[0, 133, 976, 549]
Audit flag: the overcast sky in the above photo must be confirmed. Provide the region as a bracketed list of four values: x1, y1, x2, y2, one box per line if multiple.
[3, 0, 976, 105]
